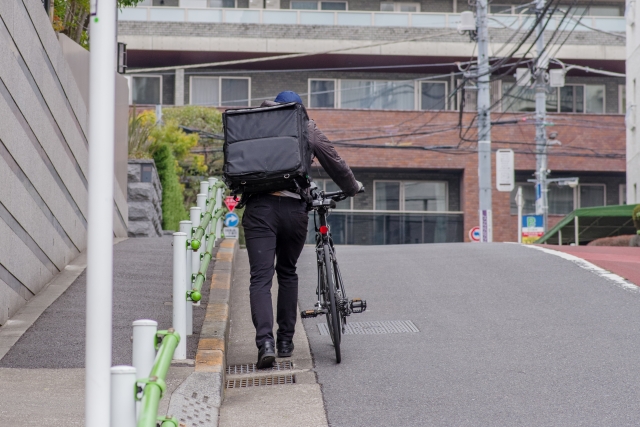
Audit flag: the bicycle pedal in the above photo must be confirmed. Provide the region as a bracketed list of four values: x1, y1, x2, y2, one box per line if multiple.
[349, 298, 367, 314]
[300, 309, 318, 319]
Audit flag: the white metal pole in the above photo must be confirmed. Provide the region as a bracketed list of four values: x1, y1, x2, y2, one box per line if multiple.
[132, 319, 157, 380]
[200, 182, 211, 235]
[197, 192, 208, 245]
[173, 232, 188, 360]
[110, 366, 137, 427]
[179, 221, 193, 336]
[215, 187, 223, 240]
[190, 207, 202, 280]
[86, 0, 116, 425]
[208, 177, 218, 199]
[516, 186, 523, 243]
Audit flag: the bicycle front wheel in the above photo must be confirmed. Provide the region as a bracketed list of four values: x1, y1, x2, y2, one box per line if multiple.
[323, 244, 341, 363]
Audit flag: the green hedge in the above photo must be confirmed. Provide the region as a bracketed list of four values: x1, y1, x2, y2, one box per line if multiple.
[153, 143, 187, 231]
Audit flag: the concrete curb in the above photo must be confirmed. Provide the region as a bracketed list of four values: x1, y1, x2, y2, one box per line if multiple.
[167, 238, 239, 426]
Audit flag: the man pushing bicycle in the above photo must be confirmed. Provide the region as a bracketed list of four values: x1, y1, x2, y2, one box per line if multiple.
[222, 91, 362, 369]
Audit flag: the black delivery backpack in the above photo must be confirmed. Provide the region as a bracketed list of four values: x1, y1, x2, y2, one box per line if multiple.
[222, 102, 312, 195]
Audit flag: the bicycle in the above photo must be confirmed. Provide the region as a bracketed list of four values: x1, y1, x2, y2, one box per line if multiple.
[301, 182, 367, 363]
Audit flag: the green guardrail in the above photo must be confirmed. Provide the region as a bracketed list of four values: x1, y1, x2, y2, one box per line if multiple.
[137, 329, 181, 427]
[188, 207, 227, 302]
[191, 181, 226, 251]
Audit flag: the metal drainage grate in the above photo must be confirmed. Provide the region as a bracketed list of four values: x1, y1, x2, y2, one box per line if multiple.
[318, 320, 419, 336]
[226, 375, 295, 389]
[226, 360, 293, 375]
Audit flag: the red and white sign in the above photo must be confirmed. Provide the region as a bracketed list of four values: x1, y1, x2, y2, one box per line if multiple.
[224, 196, 238, 212]
[469, 226, 481, 242]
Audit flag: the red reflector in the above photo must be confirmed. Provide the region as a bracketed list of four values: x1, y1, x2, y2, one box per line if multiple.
[319, 226, 329, 235]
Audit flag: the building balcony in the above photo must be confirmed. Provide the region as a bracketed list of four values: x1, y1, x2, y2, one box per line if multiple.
[118, 6, 626, 33]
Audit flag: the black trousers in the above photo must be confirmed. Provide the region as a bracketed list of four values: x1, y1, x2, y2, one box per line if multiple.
[242, 194, 309, 348]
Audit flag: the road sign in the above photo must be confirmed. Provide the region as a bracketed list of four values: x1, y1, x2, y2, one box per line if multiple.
[522, 215, 544, 244]
[224, 196, 238, 212]
[223, 227, 239, 239]
[224, 212, 239, 227]
[496, 149, 514, 192]
[469, 226, 481, 242]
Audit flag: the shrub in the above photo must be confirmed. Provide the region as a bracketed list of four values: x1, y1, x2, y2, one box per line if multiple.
[153, 144, 187, 231]
[633, 205, 640, 230]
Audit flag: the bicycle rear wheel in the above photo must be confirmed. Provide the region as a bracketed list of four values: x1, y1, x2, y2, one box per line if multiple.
[323, 244, 341, 363]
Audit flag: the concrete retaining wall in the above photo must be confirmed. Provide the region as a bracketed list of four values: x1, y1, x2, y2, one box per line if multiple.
[0, 0, 128, 324]
[127, 160, 163, 237]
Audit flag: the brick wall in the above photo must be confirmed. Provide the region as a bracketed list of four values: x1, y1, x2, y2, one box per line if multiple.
[306, 109, 625, 242]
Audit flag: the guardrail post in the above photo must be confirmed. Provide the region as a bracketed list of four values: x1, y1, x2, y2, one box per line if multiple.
[110, 366, 137, 427]
[179, 220, 193, 335]
[215, 186, 224, 240]
[190, 207, 202, 288]
[132, 320, 158, 380]
[172, 232, 188, 360]
[197, 193, 208, 252]
[200, 181, 211, 235]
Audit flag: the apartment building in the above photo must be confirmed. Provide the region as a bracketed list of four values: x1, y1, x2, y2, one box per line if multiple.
[118, 0, 627, 244]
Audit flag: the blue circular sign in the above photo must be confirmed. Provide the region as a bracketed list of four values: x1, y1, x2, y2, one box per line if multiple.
[224, 212, 239, 227]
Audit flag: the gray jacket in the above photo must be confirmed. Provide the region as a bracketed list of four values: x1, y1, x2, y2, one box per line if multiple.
[261, 101, 360, 197]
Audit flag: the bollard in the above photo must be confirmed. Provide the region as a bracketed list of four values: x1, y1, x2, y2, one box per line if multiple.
[196, 193, 208, 257]
[172, 232, 188, 360]
[215, 185, 224, 240]
[199, 181, 211, 236]
[179, 220, 193, 336]
[208, 177, 218, 200]
[132, 319, 158, 380]
[110, 366, 137, 427]
[190, 207, 202, 287]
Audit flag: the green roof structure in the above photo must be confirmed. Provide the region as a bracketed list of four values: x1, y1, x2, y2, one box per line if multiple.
[536, 204, 639, 245]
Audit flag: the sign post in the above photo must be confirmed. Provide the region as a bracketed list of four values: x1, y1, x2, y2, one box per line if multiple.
[515, 186, 523, 243]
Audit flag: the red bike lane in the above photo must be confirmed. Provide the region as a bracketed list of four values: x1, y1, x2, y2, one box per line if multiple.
[539, 245, 640, 286]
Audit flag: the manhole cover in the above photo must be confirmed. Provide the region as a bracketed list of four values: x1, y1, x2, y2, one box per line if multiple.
[226, 361, 293, 375]
[226, 375, 295, 389]
[318, 320, 419, 335]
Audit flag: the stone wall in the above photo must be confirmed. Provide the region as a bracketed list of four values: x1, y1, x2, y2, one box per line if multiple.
[127, 160, 163, 237]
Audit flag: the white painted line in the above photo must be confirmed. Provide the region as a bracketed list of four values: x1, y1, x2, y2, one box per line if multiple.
[525, 245, 638, 293]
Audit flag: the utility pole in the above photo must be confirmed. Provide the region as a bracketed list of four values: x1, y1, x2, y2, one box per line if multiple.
[476, 0, 492, 242]
[534, 0, 549, 231]
[86, 0, 116, 426]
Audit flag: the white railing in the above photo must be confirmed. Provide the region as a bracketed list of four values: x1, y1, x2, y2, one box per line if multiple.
[119, 6, 626, 32]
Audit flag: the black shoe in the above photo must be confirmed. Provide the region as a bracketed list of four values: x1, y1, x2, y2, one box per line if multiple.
[277, 340, 294, 358]
[256, 341, 276, 369]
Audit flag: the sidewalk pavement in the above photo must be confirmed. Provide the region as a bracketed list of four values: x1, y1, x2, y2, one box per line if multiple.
[540, 245, 640, 285]
[0, 237, 215, 425]
[218, 248, 328, 427]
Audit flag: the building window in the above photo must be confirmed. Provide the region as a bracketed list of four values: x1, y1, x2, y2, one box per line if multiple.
[132, 75, 162, 105]
[152, 0, 179, 6]
[291, 1, 347, 10]
[374, 181, 448, 211]
[309, 79, 336, 108]
[569, 5, 621, 16]
[189, 77, 250, 107]
[315, 179, 353, 209]
[503, 84, 605, 114]
[209, 0, 236, 6]
[458, 80, 502, 112]
[620, 183, 627, 205]
[340, 80, 415, 110]
[380, 2, 420, 12]
[510, 183, 606, 215]
[489, 4, 514, 14]
[420, 82, 447, 111]
[579, 184, 606, 208]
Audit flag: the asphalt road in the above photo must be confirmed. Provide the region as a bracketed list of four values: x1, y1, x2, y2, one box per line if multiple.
[297, 243, 640, 426]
